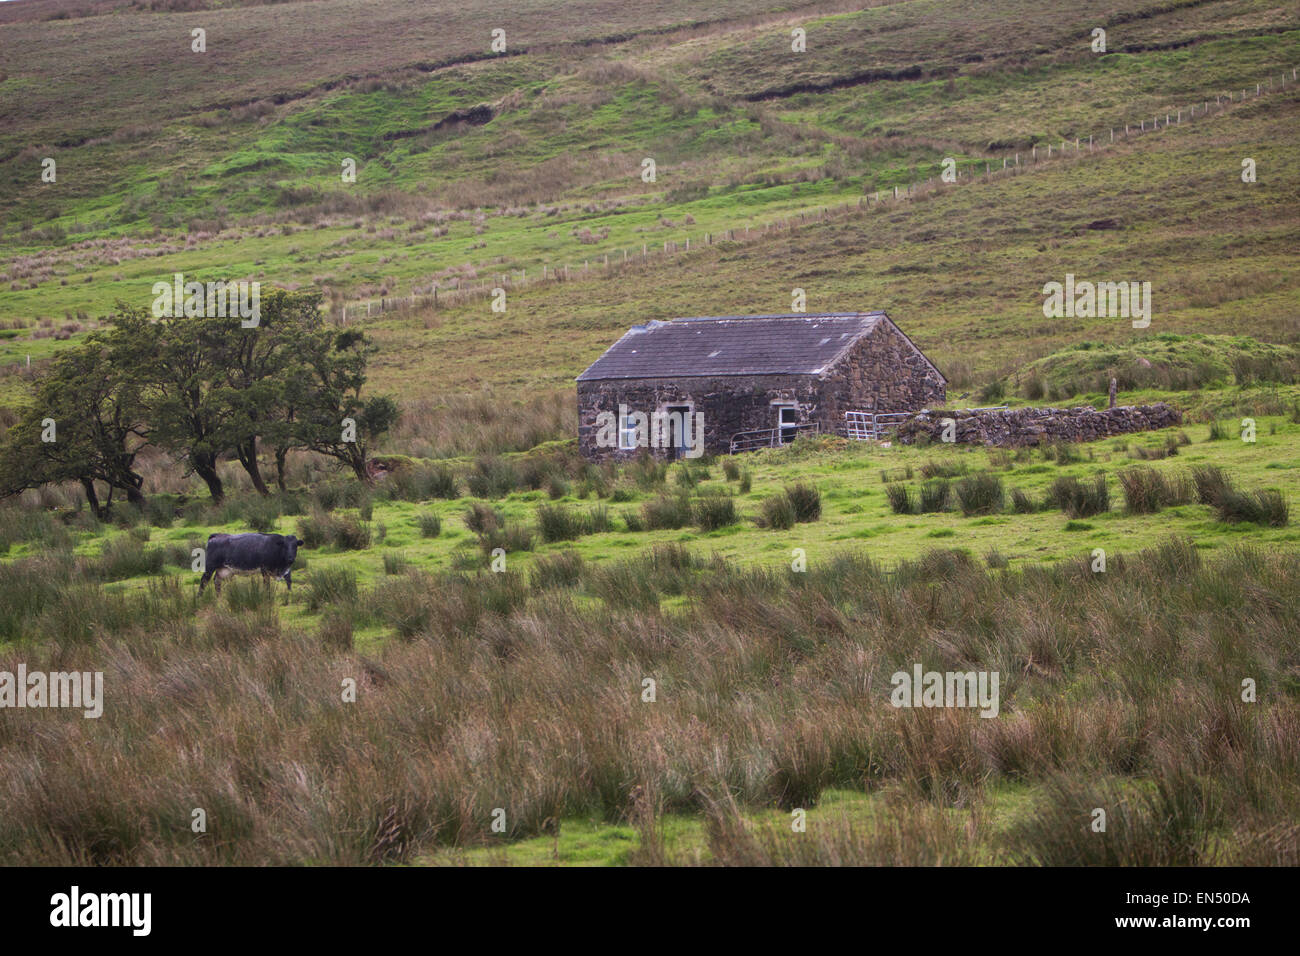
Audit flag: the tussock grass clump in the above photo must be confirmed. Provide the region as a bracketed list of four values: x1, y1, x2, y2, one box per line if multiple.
[759, 483, 821, 529]
[674, 463, 710, 489]
[530, 551, 585, 590]
[390, 464, 458, 501]
[90, 535, 165, 581]
[1206, 420, 1230, 441]
[1117, 467, 1191, 514]
[954, 472, 1004, 516]
[312, 479, 368, 512]
[477, 523, 535, 555]
[759, 493, 797, 530]
[1214, 488, 1289, 527]
[918, 479, 952, 514]
[920, 460, 965, 480]
[462, 503, 502, 535]
[738, 470, 753, 494]
[546, 475, 571, 499]
[1010, 488, 1038, 514]
[417, 512, 442, 538]
[297, 510, 371, 550]
[784, 483, 821, 522]
[1191, 465, 1232, 506]
[305, 566, 358, 612]
[886, 483, 915, 515]
[466, 456, 521, 499]
[629, 456, 668, 490]
[0, 506, 73, 554]
[1044, 475, 1109, 518]
[693, 491, 738, 531]
[382, 552, 409, 575]
[642, 493, 692, 531]
[536, 503, 612, 542]
[1041, 441, 1080, 465]
[722, 458, 741, 481]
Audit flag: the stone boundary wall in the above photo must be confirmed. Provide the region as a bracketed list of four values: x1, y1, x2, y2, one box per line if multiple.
[895, 403, 1182, 447]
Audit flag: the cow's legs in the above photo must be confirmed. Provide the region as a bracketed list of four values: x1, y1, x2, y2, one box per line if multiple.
[199, 569, 215, 593]
[283, 570, 292, 591]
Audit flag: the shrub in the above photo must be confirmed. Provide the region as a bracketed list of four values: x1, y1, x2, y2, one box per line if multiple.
[418, 512, 442, 538]
[693, 492, 738, 531]
[622, 509, 646, 532]
[1214, 488, 1289, 526]
[918, 479, 951, 513]
[954, 472, 1004, 516]
[759, 493, 797, 530]
[784, 482, 822, 522]
[886, 483, 915, 515]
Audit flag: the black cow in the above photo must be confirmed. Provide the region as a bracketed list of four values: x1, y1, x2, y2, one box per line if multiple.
[199, 532, 302, 594]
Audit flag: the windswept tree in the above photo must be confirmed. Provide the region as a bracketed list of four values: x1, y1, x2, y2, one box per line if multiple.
[108, 306, 237, 502]
[290, 326, 398, 483]
[208, 289, 321, 495]
[0, 338, 148, 517]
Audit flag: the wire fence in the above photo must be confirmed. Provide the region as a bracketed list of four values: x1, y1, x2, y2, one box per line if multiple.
[335, 65, 1298, 324]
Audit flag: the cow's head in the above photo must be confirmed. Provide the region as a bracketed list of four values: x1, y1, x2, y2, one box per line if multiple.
[285, 534, 302, 559]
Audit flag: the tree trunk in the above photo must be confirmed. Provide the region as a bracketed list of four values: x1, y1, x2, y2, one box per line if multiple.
[237, 438, 270, 495]
[349, 447, 372, 485]
[193, 453, 225, 503]
[274, 446, 289, 493]
[81, 477, 107, 520]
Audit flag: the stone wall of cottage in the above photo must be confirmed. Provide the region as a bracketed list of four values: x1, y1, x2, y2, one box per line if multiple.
[577, 374, 823, 460]
[821, 322, 948, 422]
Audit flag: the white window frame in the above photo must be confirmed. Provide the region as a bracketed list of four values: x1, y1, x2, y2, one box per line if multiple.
[618, 411, 639, 450]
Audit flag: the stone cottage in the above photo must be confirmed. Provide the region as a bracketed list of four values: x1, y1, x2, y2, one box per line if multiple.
[576, 312, 946, 460]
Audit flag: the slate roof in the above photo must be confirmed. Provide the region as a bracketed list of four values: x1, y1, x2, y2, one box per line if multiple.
[576, 312, 892, 381]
